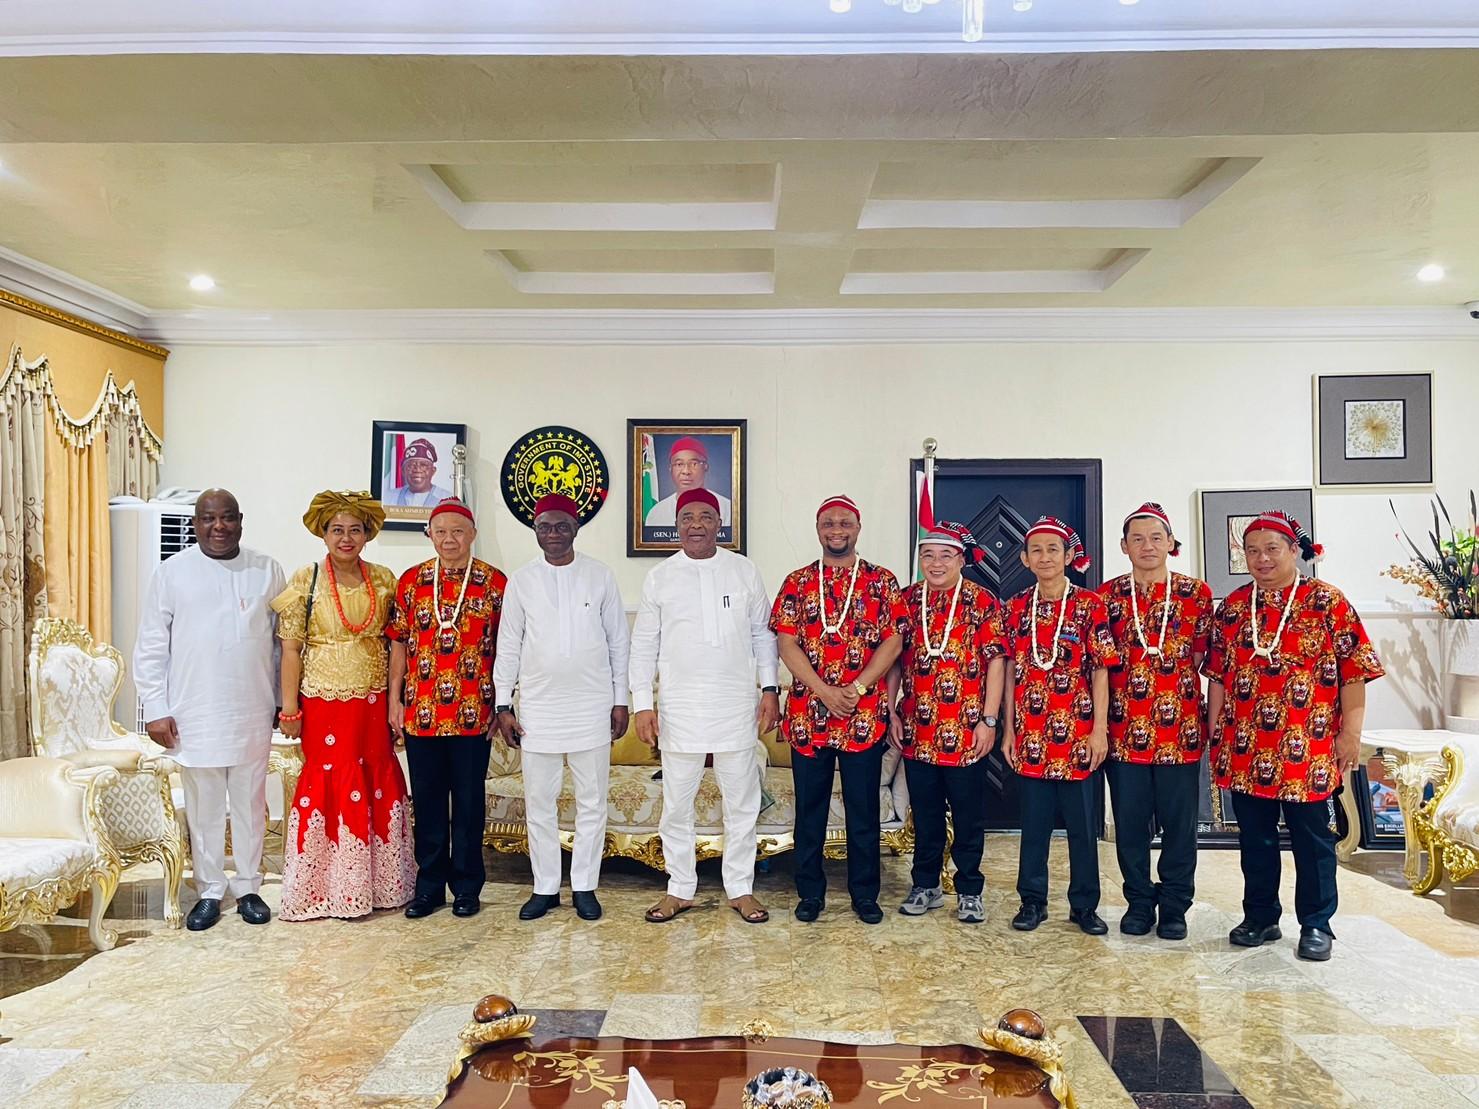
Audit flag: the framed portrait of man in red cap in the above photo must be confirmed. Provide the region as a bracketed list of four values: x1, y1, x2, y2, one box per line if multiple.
[371, 420, 468, 531]
[627, 419, 746, 556]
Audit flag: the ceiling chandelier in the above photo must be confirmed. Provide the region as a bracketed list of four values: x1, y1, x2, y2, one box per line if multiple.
[828, 0, 1140, 44]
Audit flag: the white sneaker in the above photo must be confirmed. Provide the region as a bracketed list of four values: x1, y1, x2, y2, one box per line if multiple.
[899, 885, 945, 916]
[956, 894, 985, 924]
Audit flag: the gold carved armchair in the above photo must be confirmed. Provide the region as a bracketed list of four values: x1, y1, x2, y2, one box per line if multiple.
[28, 618, 186, 928]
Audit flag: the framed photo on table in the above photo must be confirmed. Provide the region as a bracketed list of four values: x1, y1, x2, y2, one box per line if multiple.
[1197, 486, 1316, 600]
[627, 419, 746, 556]
[1315, 373, 1433, 488]
[371, 420, 467, 532]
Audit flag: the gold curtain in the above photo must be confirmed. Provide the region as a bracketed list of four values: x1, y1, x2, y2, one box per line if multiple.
[0, 351, 49, 760]
[105, 406, 159, 499]
[43, 414, 111, 641]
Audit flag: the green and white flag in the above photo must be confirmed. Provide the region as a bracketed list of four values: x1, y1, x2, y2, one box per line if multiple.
[640, 433, 659, 522]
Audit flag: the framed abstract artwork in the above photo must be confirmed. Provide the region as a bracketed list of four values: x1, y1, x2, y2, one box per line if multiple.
[1197, 486, 1315, 599]
[1315, 373, 1433, 487]
[626, 419, 747, 556]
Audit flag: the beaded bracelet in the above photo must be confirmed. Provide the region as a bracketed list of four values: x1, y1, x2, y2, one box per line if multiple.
[278, 709, 304, 723]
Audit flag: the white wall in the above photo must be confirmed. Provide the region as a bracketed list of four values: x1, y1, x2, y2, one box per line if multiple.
[162, 338, 1477, 729]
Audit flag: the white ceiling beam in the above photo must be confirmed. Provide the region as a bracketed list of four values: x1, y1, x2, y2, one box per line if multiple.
[840, 249, 1148, 295]
[488, 253, 773, 295]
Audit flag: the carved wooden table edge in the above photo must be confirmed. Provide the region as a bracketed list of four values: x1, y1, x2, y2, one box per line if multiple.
[441, 997, 1076, 1108]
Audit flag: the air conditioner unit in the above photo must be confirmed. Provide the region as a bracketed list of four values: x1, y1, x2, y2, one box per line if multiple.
[110, 499, 197, 732]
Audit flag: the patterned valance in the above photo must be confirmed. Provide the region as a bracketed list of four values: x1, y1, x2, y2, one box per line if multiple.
[1, 347, 163, 461]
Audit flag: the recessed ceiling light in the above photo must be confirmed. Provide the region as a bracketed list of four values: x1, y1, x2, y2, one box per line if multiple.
[1417, 264, 1446, 283]
[188, 274, 216, 292]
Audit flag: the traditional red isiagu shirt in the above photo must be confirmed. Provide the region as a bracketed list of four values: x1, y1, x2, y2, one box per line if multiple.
[1100, 571, 1214, 765]
[386, 557, 507, 736]
[1203, 577, 1383, 802]
[896, 579, 1007, 767]
[1006, 585, 1121, 782]
[769, 558, 907, 757]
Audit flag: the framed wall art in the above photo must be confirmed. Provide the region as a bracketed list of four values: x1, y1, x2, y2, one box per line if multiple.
[627, 419, 746, 556]
[1315, 372, 1433, 488]
[1197, 486, 1315, 599]
[370, 420, 468, 531]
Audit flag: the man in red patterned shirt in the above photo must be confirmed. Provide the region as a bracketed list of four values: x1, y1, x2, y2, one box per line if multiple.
[888, 522, 1007, 925]
[1204, 512, 1383, 961]
[1003, 516, 1120, 935]
[1100, 503, 1213, 941]
[771, 495, 904, 925]
[387, 498, 507, 920]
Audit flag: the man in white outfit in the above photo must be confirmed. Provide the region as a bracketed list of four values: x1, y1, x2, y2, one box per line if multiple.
[630, 488, 780, 925]
[494, 493, 630, 923]
[134, 488, 285, 931]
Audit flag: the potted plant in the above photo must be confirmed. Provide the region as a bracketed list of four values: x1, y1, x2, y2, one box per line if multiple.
[1384, 492, 1479, 729]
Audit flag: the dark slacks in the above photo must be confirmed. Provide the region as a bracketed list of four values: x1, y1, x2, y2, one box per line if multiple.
[1107, 760, 1200, 918]
[904, 757, 988, 897]
[1231, 791, 1339, 934]
[404, 733, 491, 900]
[791, 741, 885, 904]
[1016, 774, 1101, 912]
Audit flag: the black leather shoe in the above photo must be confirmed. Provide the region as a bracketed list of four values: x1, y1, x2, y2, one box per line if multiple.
[1228, 919, 1282, 947]
[1156, 913, 1188, 941]
[404, 894, 446, 919]
[452, 895, 481, 917]
[519, 893, 560, 921]
[1069, 909, 1109, 935]
[236, 893, 271, 925]
[794, 897, 824, 922]
[852, 900, 884, 925]
[186, 898, 221, 931]
[1297, 927, 1333, 961]
[1011, 902, 1048, 931]
[1119, 906, 1155, 935]
[572, 891, 602, 921]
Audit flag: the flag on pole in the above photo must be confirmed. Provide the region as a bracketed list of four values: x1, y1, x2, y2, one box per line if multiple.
[383, 433, 405, 490]
[912, 451, 936, 582]
[640, 433, 659, 522]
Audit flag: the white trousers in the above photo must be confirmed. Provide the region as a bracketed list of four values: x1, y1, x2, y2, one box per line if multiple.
[181, 760, 268, 901]
[523, 747, 611, 895]
[658, 748, 760, 900]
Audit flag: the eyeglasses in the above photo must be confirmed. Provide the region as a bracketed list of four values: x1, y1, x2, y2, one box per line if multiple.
[535, 521, 575, 536]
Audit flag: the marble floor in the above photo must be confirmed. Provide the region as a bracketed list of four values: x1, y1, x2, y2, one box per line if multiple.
[2, 842, 1478, 1108]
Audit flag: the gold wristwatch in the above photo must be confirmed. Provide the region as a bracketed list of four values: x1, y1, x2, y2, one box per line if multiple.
[852, 680, 869, 696]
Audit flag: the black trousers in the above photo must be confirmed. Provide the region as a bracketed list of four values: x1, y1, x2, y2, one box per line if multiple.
[1231, 791, 1339, 934]
[1107, 761, 1200, 918]
[791, 742, 885, 903]
[904, 757, 988, 897]
[1016, 774, 1101, 912]
[404, 734, 491, 899]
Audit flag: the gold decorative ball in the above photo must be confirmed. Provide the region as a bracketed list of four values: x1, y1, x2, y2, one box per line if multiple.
[998, 1009, 1046, 1040]
[474, 995, 518, 1023]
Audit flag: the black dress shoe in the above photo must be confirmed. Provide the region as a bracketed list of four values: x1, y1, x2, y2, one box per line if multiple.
[1120, 906, 1155, 935]
[1297, 927, 1333, 962]
[1069, 909, 1109, 935]
[404, 894, 446, 919]
[1156, 913, 1188, 941]
[1011, 902, 1048, 931]
[572, 891, 603, 921]
[852, 900, 884, 925]
[236, 893, 271, 925]
[794, 898, 824, 923]
[519, 893, 561, 921]
[1228, 919, 1282, 948]
[452, 895, 481, 917]
[186, 898, 221, 931]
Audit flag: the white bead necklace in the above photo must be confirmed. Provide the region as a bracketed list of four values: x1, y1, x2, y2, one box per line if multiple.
[920, 574, 964, 659]
[818, 557, 861, 637]
[1250, 572, 1301, 660]
[432, 557, 474, 631]
[1030, 581, 1074, 671]
[1130, 570, 1172, 657]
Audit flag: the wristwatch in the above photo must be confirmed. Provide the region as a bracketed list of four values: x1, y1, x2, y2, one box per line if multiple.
[983, 714, 1000, 728]
[494, 705, 514, 715]
[852, 680, 869, 696]
[761, 685, 781, 694]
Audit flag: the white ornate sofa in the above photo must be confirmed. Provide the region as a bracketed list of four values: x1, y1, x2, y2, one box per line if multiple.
[1411, 734, 1479, 896]
[479, 726, 915, 872]
[0, 757, 123, 950]
[29, 618, 186, 927]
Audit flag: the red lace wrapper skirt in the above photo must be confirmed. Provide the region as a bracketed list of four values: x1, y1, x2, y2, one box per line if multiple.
[281, 693, 418, 920]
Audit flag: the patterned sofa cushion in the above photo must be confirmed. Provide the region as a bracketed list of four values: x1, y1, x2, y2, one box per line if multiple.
[0, 837, 95, 888]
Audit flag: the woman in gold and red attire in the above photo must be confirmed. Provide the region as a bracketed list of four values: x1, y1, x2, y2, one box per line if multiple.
[1100, 502, 1213, 942]
[1204, 511, 1383, 962]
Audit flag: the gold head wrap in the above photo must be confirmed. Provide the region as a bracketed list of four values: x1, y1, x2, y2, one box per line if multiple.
[302, 490, 387, 540]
